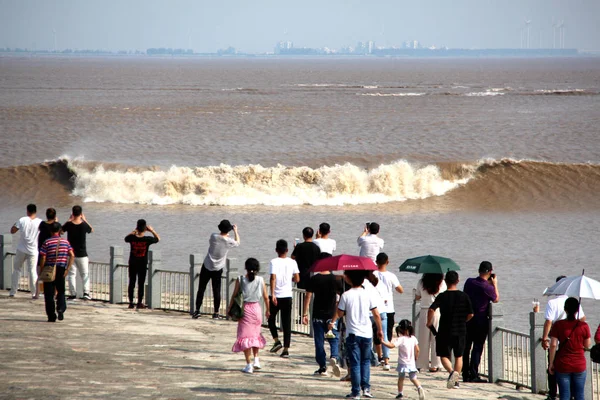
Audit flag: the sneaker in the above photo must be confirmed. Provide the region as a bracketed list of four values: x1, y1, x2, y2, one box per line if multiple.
[362, 388, 373, 398]
[136, 304, 147, 309]
[9, 294, 15, 298]
[314, 368, 328, 376]
[32, 294, 39, 299]
[453, 382, 460, 389]
[383, 363, 391, 371]
[417, 387, 426, 400]
[67, 295, 76, 300]
[280, 350, 289, 358]
[57, 311, 64, 321]
[241, 364, 253, 374]
[395, 394, 404, 399]
[128, 303, 135, 309]
[191, 310, 200, 319]
[329, 358, 341, 377]
[471, 376, 487, 383]
[447, 371, 459, 389]
[212, 313, 221, 319]
[253, 360, 261, 370]
[83, 293, 92, 300]
[269, 341, 283, 353]
[345, 394, 360, 400]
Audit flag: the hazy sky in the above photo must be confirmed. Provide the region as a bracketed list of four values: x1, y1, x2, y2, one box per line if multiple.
[1, 0, 599, 52]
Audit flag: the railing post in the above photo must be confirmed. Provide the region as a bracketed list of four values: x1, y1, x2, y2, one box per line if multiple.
[227, 258, 240, 306]
[530, 310, 547, 394]
[109, 246, 124, 304]
[0, 234, 13, 290]
[189, 253, 202, 314]
[487, 302, 504, 383]
[147, 250, 161, 309]
[584, 351, 592, 400]
[412, 296, 420, 340]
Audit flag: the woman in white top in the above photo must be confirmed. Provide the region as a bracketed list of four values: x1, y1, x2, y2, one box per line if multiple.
[227, 258, 270, 374]
[414, 273, 447, 372]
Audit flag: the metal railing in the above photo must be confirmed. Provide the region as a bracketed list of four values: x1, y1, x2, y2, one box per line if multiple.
[158, 269, 191, 312]
[88, 261, 111, 302]
[498, 327, 531, 388]
[195, 274, 228, 317]
[262, 282, 310, 336]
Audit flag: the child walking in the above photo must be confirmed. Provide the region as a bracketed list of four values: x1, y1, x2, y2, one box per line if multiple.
[383, 319, 425, 400]
[227, 258, 270, 373]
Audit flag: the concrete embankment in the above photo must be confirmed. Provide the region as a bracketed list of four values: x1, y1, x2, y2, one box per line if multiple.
[0, 292, 545, 400]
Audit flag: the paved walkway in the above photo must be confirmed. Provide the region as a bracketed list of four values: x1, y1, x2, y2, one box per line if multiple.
[0, 292, 546, 400]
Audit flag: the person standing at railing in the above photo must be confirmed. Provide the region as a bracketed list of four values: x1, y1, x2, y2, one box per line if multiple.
[124, 219, 160, 310]
[415, 272, 446, 373]
[9, 204, 42, 299]
[357, 222, 384, 263]
[313, 222, 336, 256]
[37, 207, 58, 298]
[192, 220, 240, 320]
[548, 297, 592, 400]
[268, 239, 300, 358]
[227, 258, 270, 374]
[38, 222, 74, 322]
[462, 261, 499, 383]
[542, 275, 586, 400]
[61, 205, 93, 301]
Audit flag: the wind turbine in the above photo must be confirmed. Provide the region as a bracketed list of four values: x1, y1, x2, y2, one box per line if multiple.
[524, 18, 532, 49]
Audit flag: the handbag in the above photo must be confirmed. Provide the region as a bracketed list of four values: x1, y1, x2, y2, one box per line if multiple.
[591, 344, 600, 364]
[228, 276, 245, 321]
[39, 239, 61, 283]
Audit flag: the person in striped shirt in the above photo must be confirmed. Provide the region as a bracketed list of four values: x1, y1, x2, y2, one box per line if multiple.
[39, 222, 74, 322]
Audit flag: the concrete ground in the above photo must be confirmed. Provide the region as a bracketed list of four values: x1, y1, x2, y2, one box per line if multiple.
[0, 292, 546, 400]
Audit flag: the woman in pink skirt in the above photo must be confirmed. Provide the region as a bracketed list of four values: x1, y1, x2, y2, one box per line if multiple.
[227, 258, 270, 373]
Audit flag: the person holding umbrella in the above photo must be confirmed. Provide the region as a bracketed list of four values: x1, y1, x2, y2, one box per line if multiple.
[548, 297, 592, 400]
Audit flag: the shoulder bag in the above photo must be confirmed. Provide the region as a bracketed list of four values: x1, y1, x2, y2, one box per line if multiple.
[228, 276, 245, 321]
[39, 239, 61, 283]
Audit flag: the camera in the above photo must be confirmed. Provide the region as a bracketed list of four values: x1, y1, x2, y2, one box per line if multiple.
[366, 222, 371, 229]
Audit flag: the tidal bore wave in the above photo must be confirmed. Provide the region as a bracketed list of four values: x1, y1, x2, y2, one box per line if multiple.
[2, 158, 600, 210]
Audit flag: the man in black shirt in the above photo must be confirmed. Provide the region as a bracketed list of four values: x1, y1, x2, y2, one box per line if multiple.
[302, 270, 343, 377]
[61, 205, 93, 300]
[125, 219, 160, 309]
[291, 227, 321, 290]
[428, 271, 473, 390]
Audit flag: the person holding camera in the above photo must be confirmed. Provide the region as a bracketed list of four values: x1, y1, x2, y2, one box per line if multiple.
[462, 261, 499, 383]
[357, 222, 384, 263]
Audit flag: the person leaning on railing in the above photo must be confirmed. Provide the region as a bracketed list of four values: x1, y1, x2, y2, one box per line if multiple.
[548, 297, 592, 400]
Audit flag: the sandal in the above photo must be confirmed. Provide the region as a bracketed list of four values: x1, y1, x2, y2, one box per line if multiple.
[429, 368, 440, 372]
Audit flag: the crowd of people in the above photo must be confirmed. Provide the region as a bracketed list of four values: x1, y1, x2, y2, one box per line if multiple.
[8, 205, 600, 400]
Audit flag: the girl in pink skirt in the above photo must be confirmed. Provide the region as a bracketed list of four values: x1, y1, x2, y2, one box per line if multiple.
[227, 258, 270, 373]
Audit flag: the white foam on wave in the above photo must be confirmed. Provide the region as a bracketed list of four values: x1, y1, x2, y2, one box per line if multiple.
[359, 92, 425, 97]
[67, 160, 473, 206]
[535, 89, 586, 94]
[465, 90, 505, 97]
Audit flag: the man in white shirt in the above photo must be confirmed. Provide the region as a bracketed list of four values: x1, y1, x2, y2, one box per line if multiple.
[373, 253, 404, 370]
[192, 220, 240, 319]
[330, 270, 384, 400]
[268, 239, 300, 358]
[10, 204, 42, 298]
[313, 222, 336, 256]
[357, 222, 384, 263]
[541, 275, 585, 400]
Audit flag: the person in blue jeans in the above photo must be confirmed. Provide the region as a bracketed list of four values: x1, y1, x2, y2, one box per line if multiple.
[303, 269, 343, 376]
[330, 270, 383, 400]
[548, 297, 592, 400]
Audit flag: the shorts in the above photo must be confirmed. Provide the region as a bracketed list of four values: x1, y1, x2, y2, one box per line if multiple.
[436, 334, 465, 358]
[398, 371, 418, 379]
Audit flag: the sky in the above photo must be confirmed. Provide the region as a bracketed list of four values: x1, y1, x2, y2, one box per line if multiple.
[1, 0, 599, 53]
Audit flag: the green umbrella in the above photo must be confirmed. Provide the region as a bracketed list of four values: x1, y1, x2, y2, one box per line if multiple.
[399, 255, 461, 274]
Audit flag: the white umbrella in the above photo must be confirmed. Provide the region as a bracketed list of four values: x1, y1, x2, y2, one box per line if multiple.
[543, 273, 600, 300]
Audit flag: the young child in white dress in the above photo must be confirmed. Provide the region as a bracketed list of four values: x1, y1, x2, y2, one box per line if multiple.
[383, 319, 425, 400]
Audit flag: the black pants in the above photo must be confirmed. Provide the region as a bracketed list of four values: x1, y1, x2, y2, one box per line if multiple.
[43, 267, 66, 321]
[195, 265, 223, 314]
[268, 296, 292, 348]
[547, 351, 557, 398]
[128, 263, 147, 305]
[463, 316, 489, 381]
[387, 312, 395, 341]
